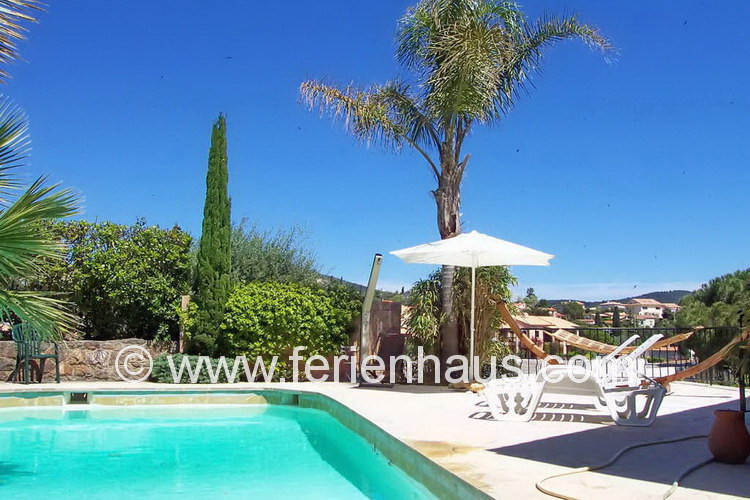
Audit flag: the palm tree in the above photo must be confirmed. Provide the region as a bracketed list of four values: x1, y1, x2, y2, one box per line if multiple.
[300, 0, 612, 361]
[0, 1, 80, 339]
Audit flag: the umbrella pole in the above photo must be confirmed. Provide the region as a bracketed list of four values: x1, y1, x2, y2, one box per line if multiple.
[470, 266, 476, 381]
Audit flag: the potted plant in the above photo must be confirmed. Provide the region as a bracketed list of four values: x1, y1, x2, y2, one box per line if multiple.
[708, 330, 750, 463]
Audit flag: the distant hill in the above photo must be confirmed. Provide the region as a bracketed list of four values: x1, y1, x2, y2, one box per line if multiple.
[322, 275, 367, 294]
[321, 275, 404, 301]
[622, 290, 692, 304]
[547, 290, 692, 308]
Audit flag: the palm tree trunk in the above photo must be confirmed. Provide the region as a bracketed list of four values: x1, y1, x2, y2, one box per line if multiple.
[439, 264, 459, 361]
[434, 166, 462, 364]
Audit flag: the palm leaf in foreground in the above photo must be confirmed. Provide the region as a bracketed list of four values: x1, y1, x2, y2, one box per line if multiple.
[0, 96, 79, 340]
[0, 0, 44, 83]
[0, 96, 29, 204]
[0, 288, 78, 340]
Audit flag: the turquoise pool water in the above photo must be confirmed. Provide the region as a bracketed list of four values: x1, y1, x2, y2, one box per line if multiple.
[0, 404, 436, 499]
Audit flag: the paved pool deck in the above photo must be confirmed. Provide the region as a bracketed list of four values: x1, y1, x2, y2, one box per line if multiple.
[1, 380, 748, 499]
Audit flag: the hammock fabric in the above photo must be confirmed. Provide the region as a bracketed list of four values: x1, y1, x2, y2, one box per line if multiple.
[496, 301, 557, 363]
[546, 329, 694, 355]
[655, 329, 750, 385]
[496, 300, 749, 385]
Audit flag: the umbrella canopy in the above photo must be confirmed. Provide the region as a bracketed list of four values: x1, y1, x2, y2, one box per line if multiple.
[390, 230, 553, 268]
[391, 230, 553, 380]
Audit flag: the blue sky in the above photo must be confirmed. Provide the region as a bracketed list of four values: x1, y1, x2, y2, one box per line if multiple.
[6, 1, 750, 300]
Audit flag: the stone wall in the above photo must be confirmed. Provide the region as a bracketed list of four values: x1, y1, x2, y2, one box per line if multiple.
[0, 338, 172, 382]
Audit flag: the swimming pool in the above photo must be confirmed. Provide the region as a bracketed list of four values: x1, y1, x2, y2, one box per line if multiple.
[0, 403, 437, 499]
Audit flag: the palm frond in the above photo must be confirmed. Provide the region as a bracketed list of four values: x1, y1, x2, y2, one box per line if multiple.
[300, 79, 442, 177]
[396, 1, 613, 123]
[0, 96, 80, 341]
[496, 14, 614, 115]
[371, 81, 439, 151]
[304, 0, 612, 181]
[397, 0, 522, 121]
[398, 0, 522, 70]
[0, 96, 29, 203]
[0, 176, 79, 277]
[515, 14, 612, 71]
[0, 287, 77, 340]
[0, 0, 43, 83]
[300, 80, 408, 149]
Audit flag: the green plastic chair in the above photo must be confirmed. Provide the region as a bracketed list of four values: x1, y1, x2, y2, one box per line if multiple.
[11, 323, 60, 384]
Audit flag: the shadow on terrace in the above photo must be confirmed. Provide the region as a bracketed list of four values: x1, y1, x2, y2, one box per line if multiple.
[483, 395, 750, 497]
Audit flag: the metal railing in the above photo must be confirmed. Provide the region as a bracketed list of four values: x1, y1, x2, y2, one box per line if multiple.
[509, 326, 742, 385]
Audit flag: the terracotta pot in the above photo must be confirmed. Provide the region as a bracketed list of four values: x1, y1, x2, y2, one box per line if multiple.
[708, 409, 750, 464]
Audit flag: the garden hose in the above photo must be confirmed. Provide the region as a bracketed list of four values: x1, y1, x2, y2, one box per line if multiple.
[661, 456, 715, 499]
[535, 434, 710, 500]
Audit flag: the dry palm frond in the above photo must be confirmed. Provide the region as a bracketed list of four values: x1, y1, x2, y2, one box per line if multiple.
[0, 0, 44, 83]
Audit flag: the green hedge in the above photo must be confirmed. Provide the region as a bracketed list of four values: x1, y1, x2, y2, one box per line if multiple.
[218, 281, 360, 375]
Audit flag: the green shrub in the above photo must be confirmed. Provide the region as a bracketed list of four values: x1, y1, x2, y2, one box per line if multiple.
[481, 339, 515, 378]
[231, 219, 319, 286]
[219, 281, 361, 374]
[405, 266, 517, 358]
[31, 219, 191, 340]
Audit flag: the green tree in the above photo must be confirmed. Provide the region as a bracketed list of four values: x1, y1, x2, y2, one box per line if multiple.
[28, 219, 191, 340]
[405, 270, 443, 355]
[523, 287, 538, 310]
[676, 269, 750, 327]
[612, 307, 621, 328]
[405, 266, 516, 362]
[561, 301, 584, 320]
[231, 219, 318, 286]
[594, 310, 603, 327]
[660, 307, 674, 325]
[192, 115, 231, 354]
[301, 0, 611, 361]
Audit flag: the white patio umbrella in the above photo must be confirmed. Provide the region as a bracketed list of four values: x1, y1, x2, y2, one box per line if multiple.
[390, 230, 554, 379]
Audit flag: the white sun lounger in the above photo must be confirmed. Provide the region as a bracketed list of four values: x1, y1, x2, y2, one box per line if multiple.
[481, 369, 665, 426]
[592, 334, 664, 388]
[480, 335, 667, 426]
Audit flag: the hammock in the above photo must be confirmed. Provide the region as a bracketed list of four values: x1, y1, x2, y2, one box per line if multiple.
[498, 301, 692, 355]
[496, 300, 556, 362]
[655, 329, 750, 384]
[496, 300, 749, 385]
[546, 328, 694, 355]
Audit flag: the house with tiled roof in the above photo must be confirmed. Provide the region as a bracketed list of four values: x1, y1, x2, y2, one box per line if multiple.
[662, 303, 681, 313]
[499, 314, 580, 354]
[600, 301, 626, 309]
[623, 298, 680, 327]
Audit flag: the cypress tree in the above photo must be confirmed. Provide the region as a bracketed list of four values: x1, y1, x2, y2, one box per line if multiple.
[612, 307, 621, 328]
[191, 114, 231, 354]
